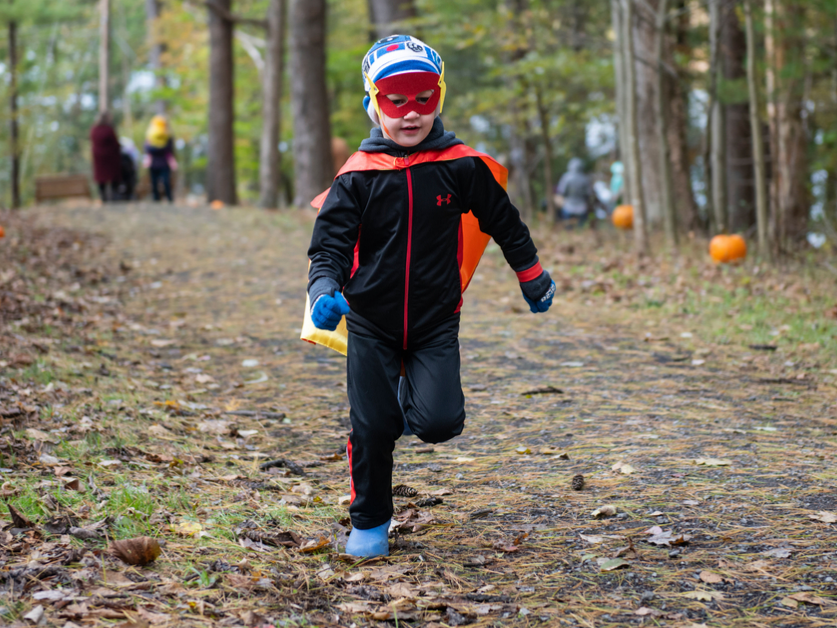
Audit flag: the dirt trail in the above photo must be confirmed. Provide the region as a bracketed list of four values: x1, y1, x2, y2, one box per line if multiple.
[3, 202, 836, 627]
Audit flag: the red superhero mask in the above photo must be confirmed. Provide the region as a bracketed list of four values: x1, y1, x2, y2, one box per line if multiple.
[371, 71, 445, 118]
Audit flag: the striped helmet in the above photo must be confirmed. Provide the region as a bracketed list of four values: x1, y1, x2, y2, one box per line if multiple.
[362, 35, 446, 123]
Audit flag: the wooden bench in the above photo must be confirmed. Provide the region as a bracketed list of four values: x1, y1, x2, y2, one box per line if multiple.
[35, 175, 92, 204]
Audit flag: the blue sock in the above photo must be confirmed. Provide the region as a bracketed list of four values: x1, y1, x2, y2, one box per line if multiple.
[345, 519, 390, 557]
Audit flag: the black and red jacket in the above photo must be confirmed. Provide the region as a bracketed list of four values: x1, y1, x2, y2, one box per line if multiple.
[307, 145, 539, 346]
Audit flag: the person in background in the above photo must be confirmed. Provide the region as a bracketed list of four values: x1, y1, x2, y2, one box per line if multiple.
[90, 111, 122, 202]
[555, 158, 595, 228]
[143, 115, 177, 202]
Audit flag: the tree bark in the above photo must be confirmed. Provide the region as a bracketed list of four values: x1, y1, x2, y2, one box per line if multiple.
[367, 0, 416, 40]
[8, 16, 20, 209]
[744, 0, 770, 259]
[146, 0, 166, 114]
[534, 86, 555, 223]
[622, 0, 648, 254]
[655, 0, 677, 247]
[632, 0, 661, 226]
[207, 0, 237, 205]
[290, 0, 332, 207]
[773, 0, 808, 251]
[99, 0, 110, 113]
[667, 0, 697, 231]
[721, 2, 754, 233]
[259, 0, 286, 209]
[506, 0, 533, 220]
[708, 0, 726, 232]
[611, 0, 631, 203]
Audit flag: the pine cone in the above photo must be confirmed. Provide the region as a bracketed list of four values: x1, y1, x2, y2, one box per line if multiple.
[571, 474, 585, 491]
[392, 484, 418, 497]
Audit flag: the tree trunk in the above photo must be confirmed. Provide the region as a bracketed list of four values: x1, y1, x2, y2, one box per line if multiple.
[632, 0, 661, 226]
[721, 2, 754, 233]
[99, 0, 110, 113]
[207, 0, 237, 205]
[744, 0, 770, 260]
[622, 0, 648, 254]
[708, 0, 726, 233]
[764, 0, 779, 247]
[611, 0, 630, 203]
[367, 0, 416, 40]
[290, 0, 332, 207]
[773, 1, 808, 251]
[655, 0, 677, 247]
[505, 0, 533, 220]
[259, 0, 286, 209]
[534, 86, 555, 223]
[8, 16, 20, 209]
[145, 0, 166, 114]
[667, 0, 697, 231]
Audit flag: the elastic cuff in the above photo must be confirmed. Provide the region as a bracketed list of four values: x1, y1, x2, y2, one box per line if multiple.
[516, 261, 544, 283]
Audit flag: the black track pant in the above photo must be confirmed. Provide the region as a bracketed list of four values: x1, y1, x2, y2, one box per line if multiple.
[346, 311, 465, 529]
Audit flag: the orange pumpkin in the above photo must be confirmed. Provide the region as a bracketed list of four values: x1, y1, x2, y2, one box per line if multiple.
[727, 234, 747, 262]
[210, 200, 225, 210]
[709, 235, 731, 263]
[612, 205, 633, 230]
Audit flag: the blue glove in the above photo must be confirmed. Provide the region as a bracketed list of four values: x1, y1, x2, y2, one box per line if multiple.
[520, 271, 556, 314]
[311, 292, 350, 331]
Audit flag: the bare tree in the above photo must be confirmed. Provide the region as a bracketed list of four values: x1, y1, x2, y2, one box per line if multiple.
[534, 86, 556, 223]
[259, 0, 286, 209]
[290, 0, 332, 207]
[744, 0, 770, 259]
[654, 0, 676, 247]
[632, 0, 661, 225]
[621, 0, 648, 255]
[367, 0, 416, 40]
[99, 0, 110, 113]
[611, 0, 630, 203]
[708, 0, 726, 233]
[721, 1, 754, 233]
[8, 15, 20, 208]
[506, 0, 534, 220]
[207, 0, 237, 205]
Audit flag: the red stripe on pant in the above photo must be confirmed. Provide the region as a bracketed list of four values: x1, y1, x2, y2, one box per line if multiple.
[347, 435, 356, 504]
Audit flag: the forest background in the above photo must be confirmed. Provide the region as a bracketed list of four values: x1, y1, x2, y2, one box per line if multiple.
[2, 0, 837, 260]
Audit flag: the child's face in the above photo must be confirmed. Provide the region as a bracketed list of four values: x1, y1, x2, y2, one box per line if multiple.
[380, 90, 437, 148]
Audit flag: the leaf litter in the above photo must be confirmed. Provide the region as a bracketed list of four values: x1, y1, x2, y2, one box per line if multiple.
[1, 206, 836, 626]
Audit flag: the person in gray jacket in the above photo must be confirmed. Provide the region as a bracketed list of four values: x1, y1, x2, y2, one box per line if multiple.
[555, 158, 594, 228]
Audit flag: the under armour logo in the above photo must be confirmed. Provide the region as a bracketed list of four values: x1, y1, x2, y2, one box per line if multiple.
[436, 194, 452, 206]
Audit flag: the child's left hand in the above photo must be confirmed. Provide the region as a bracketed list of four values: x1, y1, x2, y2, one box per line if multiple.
[520, 273, 555, 314]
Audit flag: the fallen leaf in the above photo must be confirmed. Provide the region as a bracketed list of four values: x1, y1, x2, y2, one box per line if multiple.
[612, 461, 636, 474]
[515, 446, 532, 455]
[299, 536, 330, 553]
[787, 592, 831, 606]
[591, 505, 617, 518]
[33, 590, 65, 602]
[38, 453, 60, 465]
[699, 571, 724, 584]
[8, 504, 34, 528]
[98, 459, 122, 468]
[780, 597, 799, 609]
[26, 428, 55, 442]
[645, 528, 692, 546]
[579, 534, 606, 544]
[808, 511, 837, 524]
[148, 424, 172, 437]
[682, 590, 724, 602]
[694, 458, 732, 467]
[635, 607, 662, 617]
[172, 521, 203, 537]
[598, 557, 630, 571]
[110, 536, 162, 565]
[23, 605, 44, 624]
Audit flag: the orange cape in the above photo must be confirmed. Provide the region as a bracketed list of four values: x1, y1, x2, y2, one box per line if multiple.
[301, 145, 508, 355]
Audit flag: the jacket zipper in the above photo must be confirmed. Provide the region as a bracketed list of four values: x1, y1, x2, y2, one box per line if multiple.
[403, 161, 414, 350]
